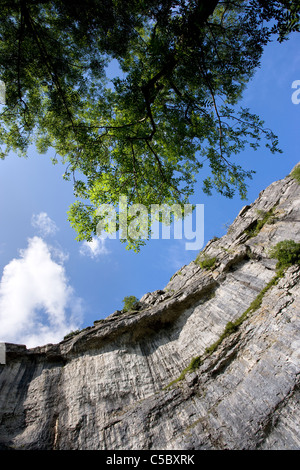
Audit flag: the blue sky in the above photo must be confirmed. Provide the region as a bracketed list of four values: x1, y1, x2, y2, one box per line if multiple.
[0, 33, 299, 348]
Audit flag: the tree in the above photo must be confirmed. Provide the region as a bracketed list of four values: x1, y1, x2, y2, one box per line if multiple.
[122, 295, 140, 312]
[0, 0, 299, 251]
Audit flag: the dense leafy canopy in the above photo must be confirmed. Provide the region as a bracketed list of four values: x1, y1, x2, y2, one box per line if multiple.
[0, 0, 299, 250]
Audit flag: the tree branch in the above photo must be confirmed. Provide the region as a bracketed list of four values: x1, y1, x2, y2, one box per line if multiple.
[130, 142, 140, 202]
[23, 4, 77, 135]
[145, 140, 182, 197]
[17, 3, 30, 127]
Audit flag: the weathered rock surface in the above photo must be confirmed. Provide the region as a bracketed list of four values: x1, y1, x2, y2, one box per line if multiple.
[0, 167, 300, 450]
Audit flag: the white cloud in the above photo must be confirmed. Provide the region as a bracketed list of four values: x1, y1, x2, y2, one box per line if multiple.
[0, 236, 83, 348]
[79, 237, 110, 259]
[31, 212, 58, 237]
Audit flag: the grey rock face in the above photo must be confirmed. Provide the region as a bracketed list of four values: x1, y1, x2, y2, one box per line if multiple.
[1, 168, 300, 450]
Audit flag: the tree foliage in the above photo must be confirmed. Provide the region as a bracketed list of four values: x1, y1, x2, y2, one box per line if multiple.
[122, 295, 139, 312]
[0, 0, 299, 250]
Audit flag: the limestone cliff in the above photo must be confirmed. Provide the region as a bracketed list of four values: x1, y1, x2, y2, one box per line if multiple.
[1, 166, 300, 450]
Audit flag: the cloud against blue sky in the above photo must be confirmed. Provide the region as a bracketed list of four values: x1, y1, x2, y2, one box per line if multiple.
[0, 215, 84, 348]
[31, 211, 59, 237]
[79, 237, 110, 259]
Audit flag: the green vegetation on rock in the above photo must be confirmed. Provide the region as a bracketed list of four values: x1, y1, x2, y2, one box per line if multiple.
[122, 296, 140, 312]
[291, 166, 300, 183]
[195, 255, 217, 270]
[269, 239, 300, 270]
[165, 356, 202, 388]
[244, 208, 277, 238]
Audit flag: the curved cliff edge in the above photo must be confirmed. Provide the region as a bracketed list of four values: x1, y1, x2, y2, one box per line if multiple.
[1, 166, 300, 450]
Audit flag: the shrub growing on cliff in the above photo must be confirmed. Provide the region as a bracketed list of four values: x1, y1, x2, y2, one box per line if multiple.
[195, 254, 217, 270]
[269, 240, 300, 270]
[122, 296, 139, 312]
[291, 166, 300, 183]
